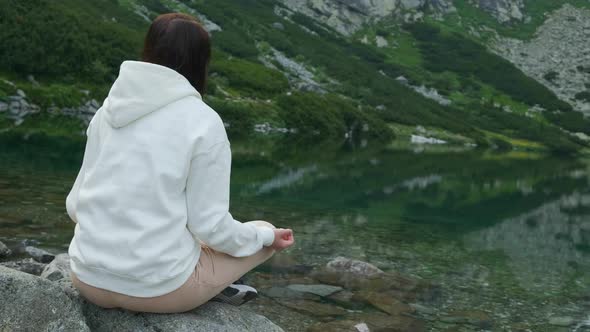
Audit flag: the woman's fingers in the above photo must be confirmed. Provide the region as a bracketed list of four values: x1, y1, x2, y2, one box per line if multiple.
[272, 228, 295, 250]
[281, 229, 293, 240]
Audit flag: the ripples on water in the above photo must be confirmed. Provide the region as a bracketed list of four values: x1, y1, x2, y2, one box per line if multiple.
[1, 135, 589, 331]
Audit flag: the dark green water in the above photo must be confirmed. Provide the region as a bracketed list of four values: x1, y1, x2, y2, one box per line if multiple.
[1, 135, 589, 331]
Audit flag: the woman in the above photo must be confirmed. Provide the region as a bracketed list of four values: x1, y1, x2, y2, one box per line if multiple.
[65, 13, 294, 313]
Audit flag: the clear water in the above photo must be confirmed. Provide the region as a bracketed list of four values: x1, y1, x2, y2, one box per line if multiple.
[1, 135, 589, 331]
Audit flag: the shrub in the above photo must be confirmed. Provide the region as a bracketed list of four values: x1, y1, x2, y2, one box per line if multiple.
[545, 111, 590, 135]
[277, 92, 393, 142]
[24, 84, 87, 109]
[210, 58, 289, 98]
[0, 0, 142, 83]
[206, 99, 256, 137]
[543, 71, 559, 82]
[574, 91, 590, 102]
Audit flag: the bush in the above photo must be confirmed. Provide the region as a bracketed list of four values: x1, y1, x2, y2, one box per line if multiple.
[543, 71, 559, 82]
[212, 30, 259, 59]
[210, 58, 289, 98]
[206, 99, 256, 137]
[545, 111, 590, 135]
[277, 92, 393, 142]
[574, 91, 590, 102]
[24, 84, 87, 109]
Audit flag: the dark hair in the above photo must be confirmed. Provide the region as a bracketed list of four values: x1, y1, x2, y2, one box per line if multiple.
[142, 13, 211, 94]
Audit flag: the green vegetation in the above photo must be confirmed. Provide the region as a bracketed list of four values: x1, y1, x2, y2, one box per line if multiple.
[0, 0, 143, 83]
[405, 23, 571, 112]
[0, 0, 587, 153]
[276, 92, 394, 143]
[451, 0, 590, 40]
[545, 112, 590, 135]
[210, 58, 289, 98]
[575, 91, 590, 102]
[5, 113, 87, 138]
[543, 71, 559, 83]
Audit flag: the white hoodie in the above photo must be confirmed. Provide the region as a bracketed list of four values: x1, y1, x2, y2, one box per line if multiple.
[66, 61, 275, 297]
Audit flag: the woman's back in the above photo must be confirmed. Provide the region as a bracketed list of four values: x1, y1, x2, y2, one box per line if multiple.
[67, 13, 293, 313]
[68, 60, 230, 297]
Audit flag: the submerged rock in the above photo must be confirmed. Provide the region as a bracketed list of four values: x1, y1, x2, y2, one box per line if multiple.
[354, 291, 414, 316]
[24, 246, 55, 263]
[0, 266, 89, 331]
[261, 286, 320, 301]
[286, 284, 343, 297]
[548, 316, 575, 327]
[354, 312, 426, 331]
[306, 320, 367, 332]
[441, 310, 493, 329]
[312, 267, 428, 301]
[277, 299, 347, 317]
[326, 256, 384, 277]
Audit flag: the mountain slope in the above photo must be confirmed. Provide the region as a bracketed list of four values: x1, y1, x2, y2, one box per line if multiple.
[0, 0, 588, 153]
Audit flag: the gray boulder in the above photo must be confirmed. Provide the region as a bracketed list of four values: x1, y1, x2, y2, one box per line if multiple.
[82, 301, 284, 332]
[0, 258, 47, 276]
[41, 253, 71, 281]
[2, 254, 285, 332]
[24, 246, 55, 263]
[0, 240, 11, 257]
[0, 266, 90, 331]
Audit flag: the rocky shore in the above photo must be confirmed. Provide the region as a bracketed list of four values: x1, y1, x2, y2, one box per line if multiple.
[0, 86, 99, 129]
[0, 241, 283, 332]
[0, 238, 441, 332]
[3, 237, 587, 331]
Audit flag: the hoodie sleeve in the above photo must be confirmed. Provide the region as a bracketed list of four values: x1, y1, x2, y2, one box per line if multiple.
[66, 114, 101, 224]
[186, 141, 275, 257]
[65, 126, 93, 224]
[66, 162, 85, 224]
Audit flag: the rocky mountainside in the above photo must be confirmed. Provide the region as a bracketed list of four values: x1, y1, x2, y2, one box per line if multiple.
[493, 4, 590, 114]
[278, 0, 528, 36]
[1, 0, 589, 153]
[280, 0, 589, 111]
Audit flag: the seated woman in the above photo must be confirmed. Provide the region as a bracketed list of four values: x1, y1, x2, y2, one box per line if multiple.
[65, 12, 294, 313]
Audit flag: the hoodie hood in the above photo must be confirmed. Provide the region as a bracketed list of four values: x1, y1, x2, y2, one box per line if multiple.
[103, 61, 201, 128]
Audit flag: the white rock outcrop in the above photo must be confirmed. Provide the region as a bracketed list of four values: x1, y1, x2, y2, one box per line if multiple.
[493, 5, 590, 113]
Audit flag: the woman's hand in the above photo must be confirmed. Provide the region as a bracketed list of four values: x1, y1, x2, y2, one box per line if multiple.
[271, 228, 294, 251]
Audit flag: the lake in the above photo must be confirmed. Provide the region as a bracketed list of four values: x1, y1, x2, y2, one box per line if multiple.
[1, 135, 589, 331]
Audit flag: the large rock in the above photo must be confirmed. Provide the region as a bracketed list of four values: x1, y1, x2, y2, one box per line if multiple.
[24, 246, 55, 263]
[0, 266, 90, 331]
[1, 257, 285, 332]
[41, 253, 71, 281]
[82, 301, 284, 332]
[278, 0, 455, 36]
[470, 0, 525, 23]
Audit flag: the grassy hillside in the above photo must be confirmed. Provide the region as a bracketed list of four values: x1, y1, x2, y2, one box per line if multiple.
[0, 0, 588, 153]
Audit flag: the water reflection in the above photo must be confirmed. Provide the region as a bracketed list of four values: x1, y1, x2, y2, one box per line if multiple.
[1, 135, 590, 330]
[465, 192, 590, 294]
